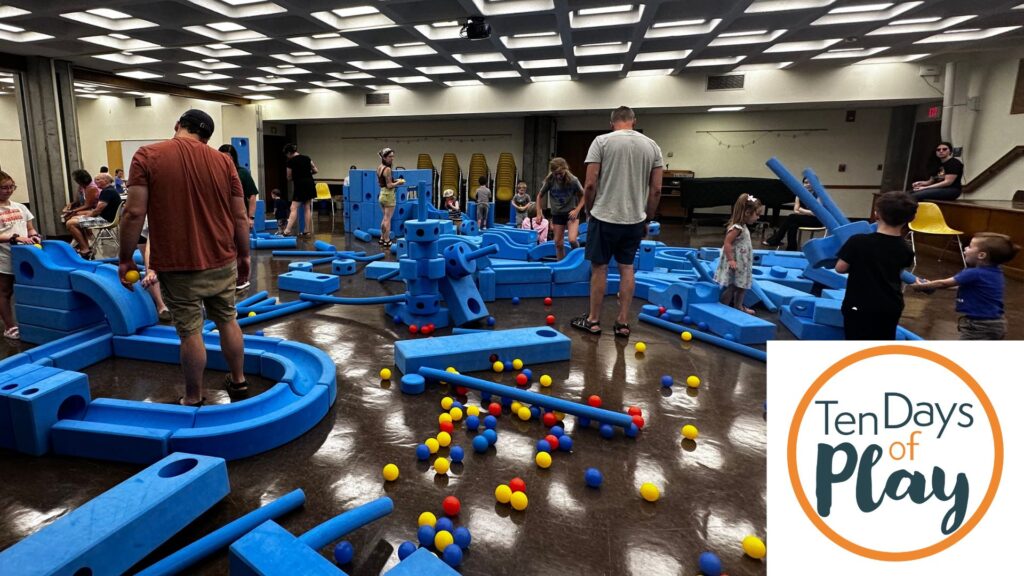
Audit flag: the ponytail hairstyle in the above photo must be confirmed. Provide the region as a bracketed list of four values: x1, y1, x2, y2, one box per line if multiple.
[544, 157, 575, 185]
[727, 193, 763, 228]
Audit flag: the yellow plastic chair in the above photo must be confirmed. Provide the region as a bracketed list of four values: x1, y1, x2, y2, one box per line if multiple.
[908, 202, 965, 269]
[312, 182, 334, 233]
[79, 201, 125, 259]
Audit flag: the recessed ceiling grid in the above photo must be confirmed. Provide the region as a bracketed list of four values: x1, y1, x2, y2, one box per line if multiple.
[0, 0, 1020, 100]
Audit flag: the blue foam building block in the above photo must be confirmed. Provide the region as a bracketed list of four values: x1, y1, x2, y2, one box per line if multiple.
[332, 258, 357, 276]
[480, 232, 531, 260]
[13, 285, 92, 310]
[0, 365, 61, 450]
[252, 237, 298, 249]
[7, 369, 91, 455]
[485, 226, 538, 245]
[405, 220, 446, 242]
[229, 521, 344, 576]
[288, 261, 313, 272]
[493, 264, 552, 285]
[748, 265, 814, 292]
[549, 248, 590, 283]
[365, 261, 400, 281]
[14, 303, 105, 332]
[69, 264, 158, 336]
[0, 453, 229, 576]
[637, 240, 657, 271]
[781, 305, 845, 340]
[278, 271, 339, 294]
[789, 296, 844, 328]
[385, 548, 459, 576]
[551, 281, 590, 297]
[51, 420, 172, 464]
[752, 280, 812, 308]
[758, 251, 809, 270]
[18, 321, 105, 345]
[44, 330, 113, 371]
[495, 282, 550, 299]
[438, 274, 489, 326]
[527, 241, 570, 262]
[687, 302, 777, 345]
[802, 264, 848, 289]
[648, 281, 720, 311]
[477, 268, 496, 302]
[822, 288, 846, 300]
[395, 326, 571, 374]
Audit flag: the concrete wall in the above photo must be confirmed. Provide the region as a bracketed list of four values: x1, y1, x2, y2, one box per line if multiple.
[0, 93, 29, 203]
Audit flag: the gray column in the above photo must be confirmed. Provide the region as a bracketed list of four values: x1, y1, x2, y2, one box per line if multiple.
[879, 105, 917, 192]
[522, 116, 555, 192]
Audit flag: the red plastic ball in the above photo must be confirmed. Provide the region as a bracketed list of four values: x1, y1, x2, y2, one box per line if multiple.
[632, 415, 645, 429]
[455, 386, 469, 396]
[544, 434, 560, 451]
[509, 477, 526, 493]
[409, 325, 419, 334]
[627, 406, 642, 417]
[543, 297, 553, 306]
[587, 395, 602, 408]
[440, 421, 455, 433]
[515, 373, 528, 386]
[545, 315, 555, 325]
[542, 412, 557, 427]
[488, 403, 502, 417]
[421, 325, 434, 336]
[489, 353, 499, 363]
[442, 495, 461, 517]
[658, 306, 666, 315]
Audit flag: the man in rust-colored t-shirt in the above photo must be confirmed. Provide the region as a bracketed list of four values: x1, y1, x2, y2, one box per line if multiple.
[118, 109, 251, 406]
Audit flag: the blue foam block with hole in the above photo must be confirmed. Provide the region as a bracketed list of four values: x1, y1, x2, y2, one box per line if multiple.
[495, 282, 551, 299]
[6, 369, 91, 455]
[229, 520, 345, 576]
[687, 302, 777, 345]
[637, 240, 657, 271]
[0, 365, 61, 450]
[485, 227, 538, 245]
[405, 220, 445, 242]
[551, 281, 591, 298]
[332, 258, 357, 276]
[801, 264, 848, 289]
[385, 547, 460, 576]
[0, 452, 229, 576]
[648, 281, 720, 311]
[477, 268, 496, 302]
[288, 261, 313, 272]
[10, 245, 74, 289]
[69, 264, 158, 335]
[13, 284, 92, 310]
[365, 260, 401, 281]
[406, 239, 438, 260]
[780, 305, 845, 340]
[52, 420, 172, 464]
[395, 326, 571, 374]
[14, 303, 105, 331]
[278, 271, 340, 294]
[493, 264, 552, 285]
[527, 241, 571, 262]
[480, 232, 531, 260]
[439, 274, 489, 327]
[752, 279, 813, 308]
[789, 296, 844, 328]
[42, 330, 113, 372]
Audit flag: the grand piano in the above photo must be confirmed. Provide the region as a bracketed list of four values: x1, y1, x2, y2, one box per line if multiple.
[677, 177, 795, 224]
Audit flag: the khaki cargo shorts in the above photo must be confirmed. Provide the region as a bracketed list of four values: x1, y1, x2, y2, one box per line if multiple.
[158, 263, 238, 337]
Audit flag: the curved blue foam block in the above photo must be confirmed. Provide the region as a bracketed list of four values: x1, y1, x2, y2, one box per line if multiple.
[548, 248, 589, 283]
[527, 241, 571, 262]
[0, 452, 229, 576]
[480, 232, 531, 260]
[638, 313, 766, 362]
[299, 497, 394, 549]
[11, 245, 76, 288]
[69, 265, 158, 336]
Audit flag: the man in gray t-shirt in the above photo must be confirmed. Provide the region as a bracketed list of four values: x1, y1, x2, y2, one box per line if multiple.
[475, 175, 492, 230]
[573, 106, 663, 338]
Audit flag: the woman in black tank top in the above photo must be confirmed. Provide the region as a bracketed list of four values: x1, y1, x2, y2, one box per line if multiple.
[377, 148, 403, 247]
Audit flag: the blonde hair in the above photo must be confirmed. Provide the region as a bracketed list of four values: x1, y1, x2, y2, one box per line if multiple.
[544, 157, 575, 184]
[727, 193, 763, 228]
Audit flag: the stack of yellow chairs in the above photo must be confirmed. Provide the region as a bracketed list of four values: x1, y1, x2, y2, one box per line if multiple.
[467, 153, 489, 200]
[416, 154, 434, 171]
[440, 153, 460, 201]
[495, 152, 516, 202]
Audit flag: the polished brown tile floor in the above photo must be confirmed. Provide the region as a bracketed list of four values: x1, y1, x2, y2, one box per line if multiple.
[0, 222, 1018, 575]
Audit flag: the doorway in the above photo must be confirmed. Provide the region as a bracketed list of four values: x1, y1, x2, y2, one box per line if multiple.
[554, 130, 607, 176]
[906, 121, 941, 188]
[263, 134, 288, 202]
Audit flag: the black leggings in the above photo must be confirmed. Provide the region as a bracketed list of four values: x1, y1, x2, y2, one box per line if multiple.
[767, 214, 822, 251]
[911, 187, 961, 201]
[843, 308, 901, 340]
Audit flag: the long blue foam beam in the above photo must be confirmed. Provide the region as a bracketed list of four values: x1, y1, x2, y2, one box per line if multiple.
[377, 269, 400, 282]
[638, 313, 766, 362]
[235, 301, 316, 327]
[685, 251, 714, 283]
[765, 157, 839, 230]
[300, 293, 407, 305]
[238, 291, 270, 307]
[802, 168, 850, 227]
[136, 489, 306, 576]
[298, 497, 394, 550]
[750, 281, 778, 313]
[272, 250, 333, 257]
[339, 252, 386, 263]
[418, 367, 634, 429]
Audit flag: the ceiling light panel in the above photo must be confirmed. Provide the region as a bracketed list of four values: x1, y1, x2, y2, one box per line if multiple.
[855, 53, 928, 63]
[646, 19, 722, 39]
[246, 94, 275, 100]
[764, 38, 842, 52]
[271, 52, 331, 64]
[184, 23, 266, 42]
[240, 84, 283, 91]
[470, 0, 554, 17]
[812, 46, 889, 58]
[186, 1, 287, 18]
[296, 88, 334, 94]
[445, 79, 484, 87]
[915, 26, 1021, 43]
[709, 106, 745, 111]
[182, 45, 250, 57]
[377, 42, 437, 57]
[530, 74, 571, 82]
[578, 64, 624, 73]
[180, 71, 232, 80]
[867, 15, 976, 35]
[349, 59, 402, 70]
[746, 0, 836, 13]
[812, 2, 922, 25]
[247, 76, 294, 84]
[733, 61, 793, 71]
[570, 4, 644, 29]
[519, 58, 568, 69]
[686, 56, 747, 67]
[414, 23, 464, 41]
[310, 79, 352, 88]
[116, 69, 163, 80]
[0, 6, 30, 18]
[573, 41, 630, 57]
[635, 50, 692, 62]
[389, 75, 432, 83]
[416, 65, 464, 75]
[182, 59, 240, 70]
[453, 53, 508, 64]
[191, 83, 227, 91]
[501, 32, 562, 49]
[709, 29, 787, 46]
[257, 66, 310, 75]
[80, 35, 160, 51]
[288, 35, 357, 50]
[311, 7, 395, 31]
[61, 10, 158, 31]
[477, 70, 520, 79]
[626, 68, 672, 77]
[328, 71, 375, 80]
[92, 53, 160, 65]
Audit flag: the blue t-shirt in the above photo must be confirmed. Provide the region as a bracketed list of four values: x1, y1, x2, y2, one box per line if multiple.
[953, 265, 1004, 319]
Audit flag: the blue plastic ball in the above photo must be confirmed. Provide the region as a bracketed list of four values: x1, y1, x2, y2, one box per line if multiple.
[660, 313, 669, 320]
[416, 444, 430, 461]
[550, 425, 564, 437]
[482, 428, 497, 445]
[465, 415, 480, 431]
[521, 368, 532, 379]
[442, 544, 463, 567]
[481, 392, 492, 403]
[584, 467, 603, 488]
[698, 321, 709, 331]
[486, 316, 496, 326]
[558, 434, 573, 452]
[724, 333, 735, 341]
[451, 401, 463, 409]
[450, 445, 465, 463]
[435, 517, 454, 533]
[333, 541, 354, 565]
[625, 423, 639, 438]
[500, 396, 513, 407]
[599, 424, 614, 439]
[578, 416, 591, 428]
[397, 541, 417, 561]
[483, 415, 497, 429]
[472, 435, 489, 453]
[392, 315, 403, 324]
[453, 526, 471, 548]
[698, 552, 722, 576]
[512, 296, 520, 305]
[683, 315, 692, 325]
[529, 406, 542, 419]
[417, 525, 436, 547]
[661, 375, 674, 387]
[536, 439, 552, 452]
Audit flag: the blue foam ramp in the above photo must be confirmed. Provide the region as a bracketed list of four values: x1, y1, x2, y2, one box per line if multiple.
[687, 302, 776, 345]
[754, 279, 812, 308]
[12, 245, 74, 288]
[638, 313, 766, 362]
[801, 264, 847, 289]
[395, 326, 570, 374]
[69, 264, 158, 336]
[780, 305, 845, 340]
[0, 452, 229, 576]
[549, 248, 590, 283]
[278, 271, 339, 294]
[810, 297, 844, 327]
[52, 420, 173, 464]
[439, 274, 489, 327]
[13, 285, 93, 310]
[527, 241, 570, 261]
[385, 548, 460, 576]
[229, 521, 345, 576]
[481, 232, 531, 260]
[14, 303, 105, 331]
[484, 227, 537, 245]
[7, 370, 91, 455]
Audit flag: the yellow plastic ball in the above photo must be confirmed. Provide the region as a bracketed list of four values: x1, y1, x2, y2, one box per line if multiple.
[517, 406, 531, 421]
[510, 491, 528, 511]
[382, 463, 399, 481]
[33, 243, 42, 249]
[510, 401, 522, 413]
[681, 331, 693, 342]
[418, 511, 436, 527]
[539, 374, 552, 387]
[743, 535, 766, 559]
[437, 431, 452, 447]
[124, 270, 141, 284]
[425, 438, 440, 454]
[634, 342, 647, 353]
[446, 366, 458, 374]
[495, 484, 512, 504]
[379, 368, 392, 380]
[441, 397, 454, 410]
[535, 451, 552, 468]
[681, 425, 699, 440]
[512, 358, 523, 370]
[438, 413, 452, 425]
[434, 530, 454, 552]
[553, 411, 565, 421]
[640, 482, 660, 502]
[247, 311, 256, 317]
[466, 405, 480, 417]
[434, 457, 450, 475]
[686, 375, 701, 388]
[449, 407, 463, 421]
[492, 361, 504, 373]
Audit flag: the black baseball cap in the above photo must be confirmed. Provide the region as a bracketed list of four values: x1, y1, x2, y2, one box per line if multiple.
[178, 109, 215, 139]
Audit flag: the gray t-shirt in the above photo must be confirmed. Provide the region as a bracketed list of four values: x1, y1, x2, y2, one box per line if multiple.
[475, 186, 492, 204]
[540, 176, 583, 215]
[584, 129, 664, 225]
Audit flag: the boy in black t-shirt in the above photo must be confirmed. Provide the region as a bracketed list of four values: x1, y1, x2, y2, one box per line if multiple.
[835, 192, 918, 340]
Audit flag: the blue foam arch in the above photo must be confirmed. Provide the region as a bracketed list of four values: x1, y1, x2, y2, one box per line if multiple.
[70, 265, 158, 336]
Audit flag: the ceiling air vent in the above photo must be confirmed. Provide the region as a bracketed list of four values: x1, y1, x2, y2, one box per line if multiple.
[366, 92, 390, 105]
[706, 74, 744, 91]
[134, 97, 152, 107]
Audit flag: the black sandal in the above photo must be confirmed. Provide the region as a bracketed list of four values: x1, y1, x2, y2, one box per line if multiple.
[177, 396, 206, 407]
[225, 374, 249, 396]
[571, 314, 601, 335]
[613, 322, 631, 338]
